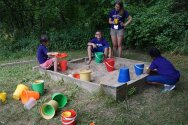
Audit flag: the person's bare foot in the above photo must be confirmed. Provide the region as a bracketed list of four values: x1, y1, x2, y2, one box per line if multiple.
[86, 60, 92, 65]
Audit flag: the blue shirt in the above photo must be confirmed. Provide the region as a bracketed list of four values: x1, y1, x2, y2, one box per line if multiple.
[109, 9, 129, 30]
[90, 38, 110, 48]
[37, 44, 48, 64]
[149, 56, 180, 81]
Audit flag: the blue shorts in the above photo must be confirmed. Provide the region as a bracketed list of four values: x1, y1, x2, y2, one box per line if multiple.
[146, 75, 178, 85]
[92, 47, 105, 53]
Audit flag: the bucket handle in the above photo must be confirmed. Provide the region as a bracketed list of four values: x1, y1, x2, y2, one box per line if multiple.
[62, 120, 75, 125]
[62, 115, 77, 121]
[135, 65, 144, 70]
[105, 61, 113, 68]
[95, 53, 103, 60]
[61, 113, 77, 121]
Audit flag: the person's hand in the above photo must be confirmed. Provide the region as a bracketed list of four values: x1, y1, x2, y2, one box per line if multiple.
[110, 20, 114, 25]
[47, 52, 58, 56]
[92, 43, 97, 48]
[120, 22, 125, 27]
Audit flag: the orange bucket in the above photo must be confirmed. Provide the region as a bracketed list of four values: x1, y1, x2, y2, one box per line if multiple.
[56, 53, 68, 58]
[104, 58, 115, 72]
[61, 109, 77, 125]
[21, 90, 40, 104]
[73, 73, 80, 79]
[59, 60, 67, 71]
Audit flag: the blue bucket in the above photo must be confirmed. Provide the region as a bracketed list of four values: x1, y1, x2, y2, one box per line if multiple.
[118, 67, 130, 83]
[134, 63, 144, 76]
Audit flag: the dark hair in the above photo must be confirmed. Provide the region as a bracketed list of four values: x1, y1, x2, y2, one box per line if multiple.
[115, 1, 124, 16]
[96, 30, 102, 33]
[148, 47, 161, 58]
[40, 34, 48, 43]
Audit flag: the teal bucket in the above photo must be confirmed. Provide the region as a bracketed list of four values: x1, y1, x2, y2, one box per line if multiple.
[95, 52, 104, 63]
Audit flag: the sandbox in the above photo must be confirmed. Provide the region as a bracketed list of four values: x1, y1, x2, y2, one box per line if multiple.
[33, 57, 149, 100]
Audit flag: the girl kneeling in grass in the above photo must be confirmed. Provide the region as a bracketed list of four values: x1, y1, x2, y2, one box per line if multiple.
[146, 47, 180, 92]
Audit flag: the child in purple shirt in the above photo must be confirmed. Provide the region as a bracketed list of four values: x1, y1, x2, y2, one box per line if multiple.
[37, 35, 58, 72]
[87, 30, 112, 64]
[146, 48, 180, 92]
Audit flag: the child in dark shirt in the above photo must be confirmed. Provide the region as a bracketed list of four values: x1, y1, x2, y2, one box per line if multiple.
[146, 48, 180, 92]
[87, 30, 112, 64]
[37, 34, 58, 72]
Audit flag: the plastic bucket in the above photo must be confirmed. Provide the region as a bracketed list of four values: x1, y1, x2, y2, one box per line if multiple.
[118, 67, 130, 83]
[21, 90, 40, 104]
[104, 58, 115, 72]
[32, 80, 44, 95]
[24, 98, 37, 110]
[59, 60, 68, 71]
[52, 93, 67, 109]
[79, 70, 91, 81]
[55, 53, 68, 58]
[73, 73, 80, 79]
[134, 63, 144, 76]
[95, 52, 104, 63]
[40, 100, 58, 119]
[0, 92, 7, 103]
[61, 109, 77, 125]
[13, 84, 29, 100]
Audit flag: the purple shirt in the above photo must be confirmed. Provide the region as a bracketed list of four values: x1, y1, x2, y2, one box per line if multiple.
[149, 56, 180, 81]
[37, 44, 48, 64]
[109, 9, 129, 30]
[90, 38, 110, 48]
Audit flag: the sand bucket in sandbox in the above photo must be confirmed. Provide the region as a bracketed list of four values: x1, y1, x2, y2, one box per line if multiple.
[0, 92, 7, 103]
[32, 80, 44, 95]
[61, 109, 77, 125]
[134, 63, 144, 76]
[21, 90, 40, 104]
[52, 93, 67, 109]
[59, 60, 68, 71]
[95, 52, 104, 63]
[79, 70, 91, 82]
[73, 73, 80, 79]
[13, 84, 29, 100]
[104, 58, 115, 72]
[118, 67, 130, 83]
[40, 100, 58, 119]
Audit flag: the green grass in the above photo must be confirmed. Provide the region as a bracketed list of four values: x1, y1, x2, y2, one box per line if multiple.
[0, 50, 188, 125]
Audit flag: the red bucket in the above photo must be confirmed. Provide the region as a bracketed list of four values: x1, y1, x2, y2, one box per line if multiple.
[59, 60, 67, 71]
[73, 73, 80, 79]
[61, 109, 76, 125]
[104, 58, 115, 72]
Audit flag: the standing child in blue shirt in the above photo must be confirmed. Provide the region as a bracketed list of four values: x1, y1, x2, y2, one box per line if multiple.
[146, 48, 180, 92]
[87, 30, 112, 64]
[37, 34, 58, 72]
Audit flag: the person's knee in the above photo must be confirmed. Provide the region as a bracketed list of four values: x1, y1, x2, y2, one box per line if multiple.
[87, 45, 92, 51]
[118, 44, 122, 48]
[117, 42, 122, 47]
[113, 44, 118, 48]
[52, 58, 57, 62]
[104, 48, 109, 52]
[146, 76, 153, 82]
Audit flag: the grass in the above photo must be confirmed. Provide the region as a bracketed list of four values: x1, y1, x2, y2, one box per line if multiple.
[0, 50, 188, 125]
